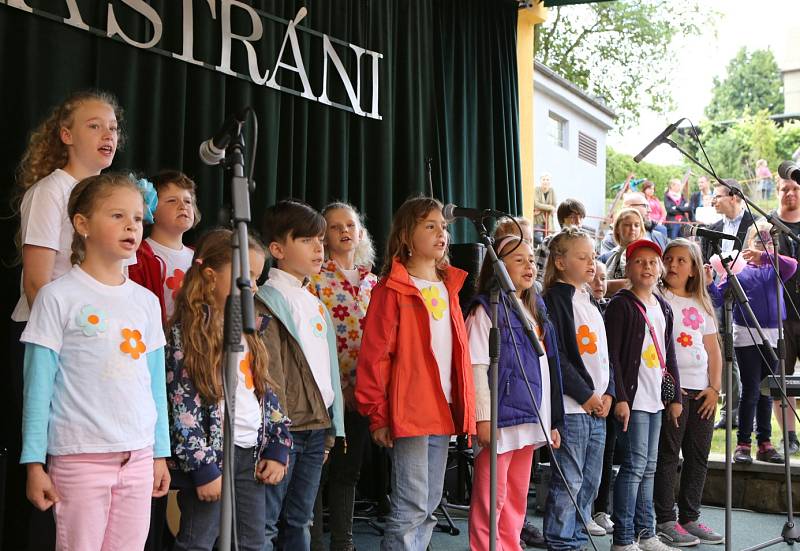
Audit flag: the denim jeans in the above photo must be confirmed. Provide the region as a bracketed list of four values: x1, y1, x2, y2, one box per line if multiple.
[174, 445, 267, 551]
[612, 410, 662, 546]
[265, 429, 326, 551]
[382, 434, 449, 551]
[543, 413, 606, 551]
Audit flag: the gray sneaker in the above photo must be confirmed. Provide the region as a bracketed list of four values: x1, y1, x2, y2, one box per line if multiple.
[681, 521, 725, 544]
[611, 544, 641, 551]
[593, 512, 614, 534]
[655, 522, 700, 547]
[640, 534, 683, 551]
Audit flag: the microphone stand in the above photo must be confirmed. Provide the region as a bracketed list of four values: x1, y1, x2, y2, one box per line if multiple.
[472, 218, 597, 551]
[218, 129, 257, 551]
[663, 136, 800, 549]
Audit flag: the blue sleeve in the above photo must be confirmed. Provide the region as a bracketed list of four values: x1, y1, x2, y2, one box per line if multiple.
[20, 344, 58, 464]
[147, 347, 170, 458]
[260, 388, 293, 465]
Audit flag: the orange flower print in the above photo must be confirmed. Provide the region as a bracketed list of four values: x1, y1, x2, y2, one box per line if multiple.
[120, 328, 147, 360]
[165, 269, 186, 299]
[642, 344, 659, 368]
[576, 325, 598, 355]
[420, 286, 448, 321]
[677, 332, 693, 348]
[239, 352, 254, 390]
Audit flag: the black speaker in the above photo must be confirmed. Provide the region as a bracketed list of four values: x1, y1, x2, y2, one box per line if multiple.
[448, 243, 486, 315]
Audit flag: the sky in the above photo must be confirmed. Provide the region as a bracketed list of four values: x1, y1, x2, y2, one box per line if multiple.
[608, 0, 799, 166]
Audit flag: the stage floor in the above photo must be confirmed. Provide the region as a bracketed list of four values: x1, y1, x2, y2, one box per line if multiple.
[344, 506, 797, 550]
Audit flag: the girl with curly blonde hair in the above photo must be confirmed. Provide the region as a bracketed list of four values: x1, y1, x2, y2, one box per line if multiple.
[12, 90, 123, 322]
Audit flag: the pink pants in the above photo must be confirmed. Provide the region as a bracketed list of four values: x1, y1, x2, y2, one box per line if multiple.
[469, 444, 534, 551]
[48, 447, 154, 551]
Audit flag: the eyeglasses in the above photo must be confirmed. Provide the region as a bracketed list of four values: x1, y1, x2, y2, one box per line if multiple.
[711, 194, 730, 202]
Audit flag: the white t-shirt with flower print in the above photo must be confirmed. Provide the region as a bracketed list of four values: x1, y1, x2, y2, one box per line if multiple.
[21, 266, 166, 456]
[663, 291, 717, 391]
[410, 276, 453, 403]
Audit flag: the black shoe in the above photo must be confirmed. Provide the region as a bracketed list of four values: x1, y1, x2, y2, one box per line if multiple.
[734, 444, 753, 464]
[756, 443, 785, 464]
[780, 438, 800, 455]
[521, 521, 546, 548]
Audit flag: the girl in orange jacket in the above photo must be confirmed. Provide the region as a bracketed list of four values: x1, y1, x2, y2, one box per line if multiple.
[356, 196, 476, 551]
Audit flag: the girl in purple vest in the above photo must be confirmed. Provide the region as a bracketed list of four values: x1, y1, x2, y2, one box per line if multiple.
[465, 235, 563, 551]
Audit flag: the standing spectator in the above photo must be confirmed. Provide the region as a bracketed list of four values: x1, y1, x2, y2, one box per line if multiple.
[689, 175, 713, 222]
[534, 173, 557, 244]
[641, 181, 666, 226]
[756, 160, 774, 201]
[771, 176, 800, 454]
[701, 179, 757, 431]
[664, 178, 691, 239]
[534, 199, 587, 285]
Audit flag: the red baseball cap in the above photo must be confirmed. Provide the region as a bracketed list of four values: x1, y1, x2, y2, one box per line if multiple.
[625, 239, 663, 260]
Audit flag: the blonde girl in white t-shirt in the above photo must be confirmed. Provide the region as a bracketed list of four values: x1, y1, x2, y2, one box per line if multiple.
[20, 173, 170, 550]
[13, 90, 122, 320]
[653, 238, 724, 545]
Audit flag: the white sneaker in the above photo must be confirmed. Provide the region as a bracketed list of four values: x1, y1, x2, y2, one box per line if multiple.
[593, 512, 614, 534]
[611, 544, 642, 551]
[639, 535, 680, 551]
[586, 518, 607, 536]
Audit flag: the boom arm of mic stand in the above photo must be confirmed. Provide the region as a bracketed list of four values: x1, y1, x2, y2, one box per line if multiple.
[664, 138, 800, 246]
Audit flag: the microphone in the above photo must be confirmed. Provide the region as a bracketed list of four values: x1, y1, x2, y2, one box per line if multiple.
[633, 118, 685, 163]
[684, 225, 740, 244]
[199, 108, 250, 165]
[442, 203, 507, 223]
[778, 161, 800, 184]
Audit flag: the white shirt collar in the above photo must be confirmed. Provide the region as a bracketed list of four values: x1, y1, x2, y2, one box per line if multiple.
[268, 267, 308, 288]
[723, 208, 744, 226]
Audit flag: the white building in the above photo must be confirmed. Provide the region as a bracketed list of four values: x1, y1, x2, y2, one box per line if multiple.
[533, 61, 616, 233]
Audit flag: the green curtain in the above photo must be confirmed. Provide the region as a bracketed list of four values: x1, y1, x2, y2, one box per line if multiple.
[0, 1, 521, 542]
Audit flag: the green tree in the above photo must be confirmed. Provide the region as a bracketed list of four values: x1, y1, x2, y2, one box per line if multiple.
[606, 146, 687, 199]
[704, 48, 784, 121]
[536, 0, 715, 127]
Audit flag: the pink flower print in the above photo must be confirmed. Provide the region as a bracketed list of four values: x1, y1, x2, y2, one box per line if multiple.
[332, 304, 350, 321]
[179, 412, 197, 428]
[193, 450, 206, 461]
[682, 307, 702, 330]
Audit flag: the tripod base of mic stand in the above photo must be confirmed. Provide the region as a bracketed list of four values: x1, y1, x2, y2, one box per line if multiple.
[740, 521, 800, 551]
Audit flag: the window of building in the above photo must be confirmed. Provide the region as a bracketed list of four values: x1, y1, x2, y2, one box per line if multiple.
[577, 131, 597, 165]
[548, 112, 567, 148]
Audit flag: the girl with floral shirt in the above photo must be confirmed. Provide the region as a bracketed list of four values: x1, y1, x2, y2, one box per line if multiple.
[310, 202, 378, 551]
[166, 229, 291, 551]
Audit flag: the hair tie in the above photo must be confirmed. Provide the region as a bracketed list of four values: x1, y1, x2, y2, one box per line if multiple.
[496, 235, 523, 257]
[134, 175, 158, 224]
[195, 258, 204, 265]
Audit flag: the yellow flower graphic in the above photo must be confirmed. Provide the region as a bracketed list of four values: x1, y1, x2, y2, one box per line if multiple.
[642, 344, 659, 369]
[420, 285, 448, 321]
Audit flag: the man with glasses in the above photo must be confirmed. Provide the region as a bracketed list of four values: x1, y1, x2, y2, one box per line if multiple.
[701, 179, 757, 431]
[599, 191, 667, 256]
[770, 176, 800, 454]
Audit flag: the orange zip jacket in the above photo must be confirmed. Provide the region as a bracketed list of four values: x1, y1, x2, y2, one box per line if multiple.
[355, 258, 476, 438]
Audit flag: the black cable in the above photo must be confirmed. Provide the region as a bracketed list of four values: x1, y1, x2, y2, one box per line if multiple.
[498, 293, 600, 551]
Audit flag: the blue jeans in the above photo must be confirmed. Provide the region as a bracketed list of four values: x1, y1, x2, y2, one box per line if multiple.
[265, 429, 326, 551]
[612, 410, 662, 546]
[383, 435, 449, 551]
[174, 445, 267, 551]
[543, 413, 606, 551]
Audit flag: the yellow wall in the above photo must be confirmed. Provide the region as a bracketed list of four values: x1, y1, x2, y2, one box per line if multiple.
[517, 4, 547, 218]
